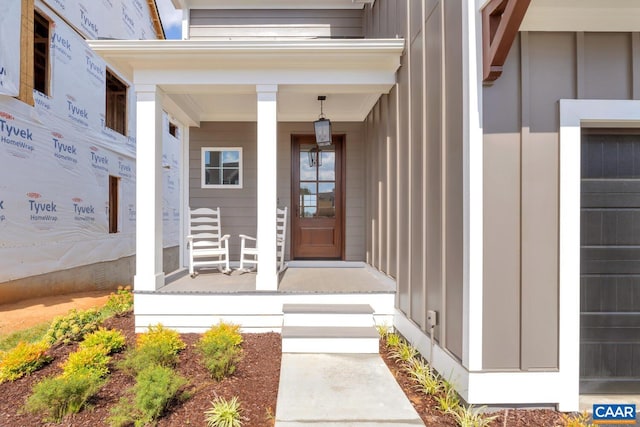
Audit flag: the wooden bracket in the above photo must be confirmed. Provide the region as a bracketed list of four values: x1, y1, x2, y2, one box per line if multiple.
[482, 0, 531, 83]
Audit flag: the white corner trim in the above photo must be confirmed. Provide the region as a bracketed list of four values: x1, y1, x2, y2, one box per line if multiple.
[558, 99, 640, 412]
[462, 0, 484, 372]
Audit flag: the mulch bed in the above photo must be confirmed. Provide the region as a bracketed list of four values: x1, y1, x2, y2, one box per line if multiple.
[1, 312, 568, 426]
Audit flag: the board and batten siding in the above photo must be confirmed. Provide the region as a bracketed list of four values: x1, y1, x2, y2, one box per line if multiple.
[483, 31, 640, 371]
[363, 0, 465, 361]
[189, 9, 363, 40]
[188, 121, 365, 262]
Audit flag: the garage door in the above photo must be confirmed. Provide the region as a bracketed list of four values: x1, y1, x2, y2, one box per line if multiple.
[580, 132, 640, 393]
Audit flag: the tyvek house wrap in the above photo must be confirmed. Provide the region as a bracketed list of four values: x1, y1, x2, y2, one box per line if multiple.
[0, 1, 21, 97]
[0, 1, 180, 283]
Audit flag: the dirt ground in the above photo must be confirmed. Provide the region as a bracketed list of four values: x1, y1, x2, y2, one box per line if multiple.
[0, 290, 111, 335]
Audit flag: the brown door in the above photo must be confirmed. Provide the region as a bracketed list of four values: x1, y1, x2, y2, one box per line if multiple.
[291, 135, 344, 259]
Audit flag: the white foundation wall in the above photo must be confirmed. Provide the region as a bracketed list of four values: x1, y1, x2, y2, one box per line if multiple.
[0, 1, 180, 296]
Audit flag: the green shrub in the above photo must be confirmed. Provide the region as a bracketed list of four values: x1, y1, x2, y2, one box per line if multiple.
[80, 328, 126, 354]
[61, 345, 111, 379]
[205, 396, 243, 427]
[137, 324, 185, 355]
[405, 358, 442, 396]
[198, 322, 243, 381]
[102, 286, 134, 317]
[0, 340, 51, 383]
[44, 308, 102, 345]
[385, 332, 402, 349]
[108, 365, 188, 427]
[119, 342, 180, 375]
[390, 339, 417, 363]
[25, 371, 105, 422]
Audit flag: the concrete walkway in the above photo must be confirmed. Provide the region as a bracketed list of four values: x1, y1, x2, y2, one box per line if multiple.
[275, 353, 425, 426]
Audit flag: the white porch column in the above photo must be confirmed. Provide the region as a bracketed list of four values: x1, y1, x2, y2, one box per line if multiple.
[255, 84, 278, 291]
[133, 85, 165, 291]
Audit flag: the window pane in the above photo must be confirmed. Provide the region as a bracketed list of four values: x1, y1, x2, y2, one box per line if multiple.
[300, 182, 317, 218]
[318, 182, 336, 218]
[318, 149, 335, 181]
[205, 151, 221, 168]
[300, 144, 317, 181]
[206, 168, 221, 185]
[223, 168, 239, 185]
[222, 150, 240, 167]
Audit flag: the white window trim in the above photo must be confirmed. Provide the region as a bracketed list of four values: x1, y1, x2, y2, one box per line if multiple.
[201, 146, 243, 189]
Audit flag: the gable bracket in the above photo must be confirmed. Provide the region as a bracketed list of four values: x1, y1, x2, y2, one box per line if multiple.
[482, 0, 531, 83]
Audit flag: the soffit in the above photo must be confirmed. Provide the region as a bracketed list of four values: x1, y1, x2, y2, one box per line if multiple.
[88, 38, 403, 124]
[521, 0, 640, 32]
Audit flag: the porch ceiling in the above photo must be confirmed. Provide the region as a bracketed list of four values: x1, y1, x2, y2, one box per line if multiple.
[171, 0, 373, 9]
[88, 39, 404, 125]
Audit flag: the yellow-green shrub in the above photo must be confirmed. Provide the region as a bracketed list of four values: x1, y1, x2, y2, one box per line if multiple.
[197, 322, 243, 381]
[137, 324, 185, 354]
[61, 345, 111, 379]
[0, 340, 51, 383]
[102, 286, 133, 317]
[80, 328, 126, 354]
[44, 308, 102, 345]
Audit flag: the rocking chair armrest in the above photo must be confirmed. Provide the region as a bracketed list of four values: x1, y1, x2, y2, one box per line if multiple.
[239, 234, 256, 242]
[220, 234, 231, 241]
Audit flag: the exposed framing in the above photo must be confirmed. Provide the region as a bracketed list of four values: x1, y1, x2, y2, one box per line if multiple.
[481, 0, 530, 83]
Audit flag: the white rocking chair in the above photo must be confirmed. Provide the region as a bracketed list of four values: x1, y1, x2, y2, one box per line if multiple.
[186, 207, 231, 277]
[238, 207, 288, 273]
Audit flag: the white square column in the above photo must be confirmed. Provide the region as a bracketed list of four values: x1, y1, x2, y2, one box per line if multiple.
[133, 85, 165, 291]
[255, 85, 278, 291]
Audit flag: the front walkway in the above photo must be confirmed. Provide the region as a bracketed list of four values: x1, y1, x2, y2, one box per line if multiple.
[275, 353, 425, 426]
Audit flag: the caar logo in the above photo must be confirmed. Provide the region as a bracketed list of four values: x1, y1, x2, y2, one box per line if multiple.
[593, 404, 636, 425]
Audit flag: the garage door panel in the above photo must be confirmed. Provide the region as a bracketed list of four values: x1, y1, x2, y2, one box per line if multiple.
[581, 132, 640, 393]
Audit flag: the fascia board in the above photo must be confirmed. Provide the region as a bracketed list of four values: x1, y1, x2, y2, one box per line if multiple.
[173, 0, 366, 9]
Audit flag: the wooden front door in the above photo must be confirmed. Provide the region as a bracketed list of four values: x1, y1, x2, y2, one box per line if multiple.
[291, 135, 344, 259]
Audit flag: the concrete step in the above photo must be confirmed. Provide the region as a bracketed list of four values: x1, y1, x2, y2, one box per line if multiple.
[281, 326, 380, 353]
[281, 304, 379, 353]
[282, 303, 375, 327]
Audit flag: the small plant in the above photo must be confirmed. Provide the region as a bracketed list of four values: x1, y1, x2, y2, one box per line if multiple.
[25, 371, 105, 422]
[390, 339, 418, 363]
[204, 396, 243, 427]
[119, 324, 185, 375]
[44, 308, 102, 345]
[102, 286, 134, 317]
[435, 386, 461, 414]
[450, 405, 497, 427]
[0, 340, 51, 383]
[562, 411, 594, 427]
[108, 364, 188, 426]
[61, 345, 111, 379]
[80, 328, 126, 354]
[385, 332, 402, 349]
[198, 322, 243, 381]
[406, 358, 442, 396]
[376, 323, 390, 337]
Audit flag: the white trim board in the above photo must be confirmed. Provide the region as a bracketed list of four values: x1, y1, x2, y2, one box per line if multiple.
[558, 99, 640, 411]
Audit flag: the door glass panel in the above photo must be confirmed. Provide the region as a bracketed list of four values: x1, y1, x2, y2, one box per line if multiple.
[299, 182, 317, 218]
[318, 149, 336, 181]
[318, 182, 336, 218]
[300, 144, 317, 181]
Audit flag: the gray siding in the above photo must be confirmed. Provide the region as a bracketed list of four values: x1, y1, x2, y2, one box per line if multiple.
[364, 0, 465, 360]
[189, 9, 363, 40]
[189, 122, 365, 262]
[482, 31, 640, 370]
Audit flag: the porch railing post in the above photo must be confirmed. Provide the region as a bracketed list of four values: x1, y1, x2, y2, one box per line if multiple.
[133, 84, 165, 291]
[255, 84, 278, 291]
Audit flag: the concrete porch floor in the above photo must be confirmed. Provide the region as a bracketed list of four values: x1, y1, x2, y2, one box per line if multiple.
[159, 261, 396, 294]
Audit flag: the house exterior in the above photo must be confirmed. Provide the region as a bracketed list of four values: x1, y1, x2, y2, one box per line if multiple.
[0, 0, 174, 303]
[88, 0, 640, 412]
